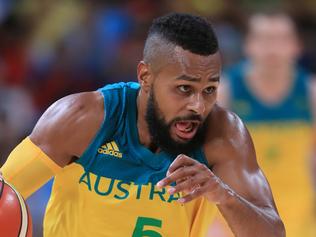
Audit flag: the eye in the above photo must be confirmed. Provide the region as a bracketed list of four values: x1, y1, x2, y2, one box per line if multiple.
[178, 85, 191, 93]
[204, 86, 216, 94]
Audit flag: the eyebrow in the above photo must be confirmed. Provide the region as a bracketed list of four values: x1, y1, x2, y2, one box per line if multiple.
[175, 75, 220, 82]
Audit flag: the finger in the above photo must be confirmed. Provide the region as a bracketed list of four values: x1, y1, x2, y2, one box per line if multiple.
[175, 163, 210, 184]
[167, 154, 197, 176]
[169, 173, 209, 195]
[157, 165, 197, 188]
[178, 184, 205, 203]
[172, 162, 212, 187]
[175, 176, 187, 184]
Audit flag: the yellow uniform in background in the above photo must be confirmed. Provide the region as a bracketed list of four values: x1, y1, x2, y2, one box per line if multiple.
[227, 64, 316, 237]
[249, 122, 315, 236]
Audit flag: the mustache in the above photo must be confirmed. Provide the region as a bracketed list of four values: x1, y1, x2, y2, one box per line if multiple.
[172, 114, 203, 123]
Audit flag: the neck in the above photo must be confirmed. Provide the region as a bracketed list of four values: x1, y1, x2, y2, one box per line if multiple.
[136, 90, 152, 148]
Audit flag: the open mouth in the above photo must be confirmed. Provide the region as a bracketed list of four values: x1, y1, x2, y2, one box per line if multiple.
[173, 120, 200, 140]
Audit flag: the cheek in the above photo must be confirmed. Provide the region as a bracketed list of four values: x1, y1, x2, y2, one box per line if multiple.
[205, 98, 216, 113]
[155, 88, 185, 120]
[202, 93, 217, 117]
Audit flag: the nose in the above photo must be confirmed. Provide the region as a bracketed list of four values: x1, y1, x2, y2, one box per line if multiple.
[187, 93, 206, 115]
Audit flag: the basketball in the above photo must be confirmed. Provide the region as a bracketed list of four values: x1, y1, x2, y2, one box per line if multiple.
[0, 178, 32, 237]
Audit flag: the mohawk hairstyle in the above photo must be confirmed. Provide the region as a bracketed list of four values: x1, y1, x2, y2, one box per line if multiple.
[146, 13, 218, 56]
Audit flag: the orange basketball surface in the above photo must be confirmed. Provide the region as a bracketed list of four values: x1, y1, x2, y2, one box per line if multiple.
[0, 178, 32, 237]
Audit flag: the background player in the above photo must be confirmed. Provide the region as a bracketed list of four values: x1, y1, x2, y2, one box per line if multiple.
[216, 11, 316, 237]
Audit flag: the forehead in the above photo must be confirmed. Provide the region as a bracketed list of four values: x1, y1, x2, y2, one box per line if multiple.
[167, 46, 221, 77]
[249, 15, 296, 37]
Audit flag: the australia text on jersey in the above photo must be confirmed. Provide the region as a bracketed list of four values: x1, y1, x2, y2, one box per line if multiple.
[78, 171, 181, 203]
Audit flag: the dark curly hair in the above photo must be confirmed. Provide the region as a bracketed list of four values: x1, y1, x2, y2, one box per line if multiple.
[143, 13, 219, 72]
[145, 13, 218, 57]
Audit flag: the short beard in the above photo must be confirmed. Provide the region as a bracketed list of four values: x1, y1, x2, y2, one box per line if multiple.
[145, 88, 208, 156]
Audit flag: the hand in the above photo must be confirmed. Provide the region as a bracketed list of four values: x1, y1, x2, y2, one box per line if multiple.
[156, 154, 233, 204]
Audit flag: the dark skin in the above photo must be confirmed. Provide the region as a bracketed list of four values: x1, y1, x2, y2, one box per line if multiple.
[2, 47, 285, 236]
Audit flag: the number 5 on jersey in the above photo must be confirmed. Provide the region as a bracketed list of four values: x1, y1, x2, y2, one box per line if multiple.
[132, 216, 162, 237]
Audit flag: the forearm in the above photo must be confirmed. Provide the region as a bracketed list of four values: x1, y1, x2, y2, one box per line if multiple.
[0, 137, 62, 198]
[218, 189, 285, 237]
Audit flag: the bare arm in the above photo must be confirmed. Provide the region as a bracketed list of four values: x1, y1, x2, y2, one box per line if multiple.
[30, 91, 104, 167]
[209, 111, 284, 236]
[157, 107, 285, 237]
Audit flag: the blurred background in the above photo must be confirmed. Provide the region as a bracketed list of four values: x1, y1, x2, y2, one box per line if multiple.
[0, 0, 315, 237]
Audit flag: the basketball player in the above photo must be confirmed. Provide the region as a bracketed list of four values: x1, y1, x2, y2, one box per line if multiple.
[217, 12, 316, 237]
[0, 13, 285, 237]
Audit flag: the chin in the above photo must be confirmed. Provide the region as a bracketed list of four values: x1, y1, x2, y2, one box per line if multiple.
[171, 134, 192, 144]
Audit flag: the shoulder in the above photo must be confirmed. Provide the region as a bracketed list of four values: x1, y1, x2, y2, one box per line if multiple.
[50, 91, 103, 115]
[99, 81, 140, 97]
[30, 91, 105, 166]
[99, 81, 140, 111]
[34, 91, 104, 132]
[204, 104, 256, 168]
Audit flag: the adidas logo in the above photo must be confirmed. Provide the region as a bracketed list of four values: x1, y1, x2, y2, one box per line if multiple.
[98, 141, 123, 158]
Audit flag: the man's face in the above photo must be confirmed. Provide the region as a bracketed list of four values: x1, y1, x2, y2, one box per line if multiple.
[144, 47, 221, 154]
[245, 15, 301, 67]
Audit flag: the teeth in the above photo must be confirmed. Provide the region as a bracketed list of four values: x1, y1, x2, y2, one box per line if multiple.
[184, 124, 193, 132]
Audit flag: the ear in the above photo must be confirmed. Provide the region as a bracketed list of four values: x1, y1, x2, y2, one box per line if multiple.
[137, 61, 153, 93]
